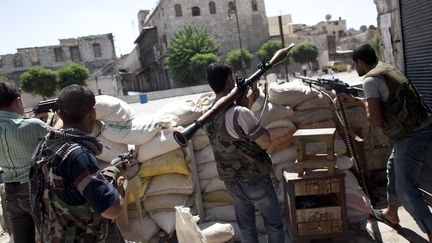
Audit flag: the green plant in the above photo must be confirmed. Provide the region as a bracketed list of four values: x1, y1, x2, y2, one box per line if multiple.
[56, 63, 90, 89]
[226, 49, 253, 72]
[370, 33, 381, 59]
[256, 40, 283, 62]
[291, 43, 319, 66]
[20, 67, 57, 99]
[167, 26, 219, 85]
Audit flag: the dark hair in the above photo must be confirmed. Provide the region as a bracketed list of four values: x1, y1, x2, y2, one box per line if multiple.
[206, 62, 232, 94]
[352, 44, 378, 66]
[0, 81, 21, 109]
[57, 84, 95, 124]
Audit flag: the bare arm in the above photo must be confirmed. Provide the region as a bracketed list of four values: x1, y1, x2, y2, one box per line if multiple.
[364, 98, 383, 126]
[100, 176, 125, 219]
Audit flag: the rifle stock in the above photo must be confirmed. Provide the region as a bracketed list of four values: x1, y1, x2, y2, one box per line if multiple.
[174, 43, 295, 146]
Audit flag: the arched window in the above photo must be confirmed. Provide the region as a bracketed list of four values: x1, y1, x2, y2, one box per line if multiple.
[175, 4, 182, 17]
[209, 1, 216, 14]
[192, 6, 201, 16]
[228, 1, 235, 12]
[251, 0, 258, 11]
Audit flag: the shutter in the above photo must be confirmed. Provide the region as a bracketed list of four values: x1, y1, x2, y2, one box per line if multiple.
[400, 0, 432, 204]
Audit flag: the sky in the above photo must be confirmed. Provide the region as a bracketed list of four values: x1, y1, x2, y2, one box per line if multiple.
[0, 0, 377, 57]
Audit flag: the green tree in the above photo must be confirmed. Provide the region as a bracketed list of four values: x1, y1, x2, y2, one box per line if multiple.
[167, 26, 219, 85]
[291, 43, 319, 67]
[20, 67, 57, 99]
[256, 40, 283, 62]
[226, 49, 253, 72]
[0, 75, 6, 82]
[370, 33, 381, 59]
[190, 53, 219, 84]
[360, 25, 368, 32]
[56, 63, 90, 89]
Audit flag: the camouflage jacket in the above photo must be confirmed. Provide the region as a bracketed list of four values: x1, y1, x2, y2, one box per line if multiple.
[206, 107, 272, 181]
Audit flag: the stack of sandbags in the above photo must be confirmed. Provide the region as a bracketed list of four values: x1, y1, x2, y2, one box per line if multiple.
[93, 95, 135, 166]
[175, 206, 235, 243]
[339, 160, 373, 222]
[155, 99, 203, 127]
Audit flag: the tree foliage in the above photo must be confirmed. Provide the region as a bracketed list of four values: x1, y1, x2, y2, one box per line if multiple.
[167, 26, 219, 85]
[370, 33, 381, 59]
[56, 63, 90, 89]
[290, 43, 319, 65]
[226, 49, 253, 72]
[20, 67, 57, 99]
[256, 40, 283, 62]
[360, 25, 368, 32]
[190, 53, 219, 84]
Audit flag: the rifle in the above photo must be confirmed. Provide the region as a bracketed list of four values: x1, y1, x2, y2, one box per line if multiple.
[32, 98, 58, 114]
[297, 76, 363, 96]
[104, 149, 140, 181]
[298, 75, 370, 197]
[174, 43, 295, 147]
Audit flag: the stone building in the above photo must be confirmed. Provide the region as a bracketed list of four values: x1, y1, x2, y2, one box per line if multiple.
[374, 0, 432, 202]
[123, 0, 270, 92]
[0, 33, 120, 106]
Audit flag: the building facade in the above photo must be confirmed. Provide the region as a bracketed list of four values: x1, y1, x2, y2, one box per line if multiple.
[0, 33, 120, 106]
[127, 0, 269, 92]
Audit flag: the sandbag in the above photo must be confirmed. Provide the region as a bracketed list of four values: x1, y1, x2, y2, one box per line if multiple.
[295, 92, 333, 111]
[156, 100, 202, 126]
[203, 202, 231, 209]
[267, 128, 296, 155]
[268, 80, 319, 107]
[126, 177, 150, 205]
[199, 222, 235, 243]
[138, 149, 190, 178]
[144, 194, 192, 212]
[192, 135, 210, 151]
[270, 146, 297, 164]
[205, 205, 237, 222]
[195, 92, 215, 113]
[202, 190, 232, 204]
[292, 108, 334, 125]
[116, 214, 159, 243]
[91, 120, 104, 137]
[137, 127, 183, 162]
[253, 103, 294, 127]
[95, 95, 134, 122]
[197, 161, 219, 180]
[296, 119, 336, 129]
[343, 170, 373, 222]
[336, 155, 353, 170]
[265, 119, 296, 130]
[203, 177, 226, 193]
[95, 134, 129, 163]
[150, 210, 176, 235]
[194, 145, 215, 164]
[101, 116, 163, 145]
[175, 206, 206, 243]
[337, 104, 369, 129]
[146, 174, 193, 197]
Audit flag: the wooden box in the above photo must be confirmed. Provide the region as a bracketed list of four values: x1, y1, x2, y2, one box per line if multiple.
[283, 169, 348, 242]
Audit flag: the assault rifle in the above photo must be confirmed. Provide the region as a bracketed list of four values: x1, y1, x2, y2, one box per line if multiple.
[32, 98, 58, 114]
[105, 149, 140, 181]
[174, 43, 296, 147]
[298, 75, 370, 198]
[297, 76, 363, 96]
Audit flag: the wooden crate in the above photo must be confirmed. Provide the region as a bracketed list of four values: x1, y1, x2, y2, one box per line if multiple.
[283, 169, 348, 242]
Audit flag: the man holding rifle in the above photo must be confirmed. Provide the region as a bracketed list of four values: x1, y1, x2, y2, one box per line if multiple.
[30, 84, 124, 242]
[341, 44, 432, 241]
[205, 62, 291, 243]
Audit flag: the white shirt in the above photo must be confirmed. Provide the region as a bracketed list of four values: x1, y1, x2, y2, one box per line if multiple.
[225, 106, 266, 140]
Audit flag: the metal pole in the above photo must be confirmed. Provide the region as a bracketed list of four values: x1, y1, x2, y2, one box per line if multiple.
[278, 15, 288, 79]
[233, 0, 246, 76]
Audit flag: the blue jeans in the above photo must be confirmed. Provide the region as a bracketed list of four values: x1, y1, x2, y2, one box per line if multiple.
[4, 182, 35, 243]
[386, 123, 432, 234]
[224, 175, 285, 243]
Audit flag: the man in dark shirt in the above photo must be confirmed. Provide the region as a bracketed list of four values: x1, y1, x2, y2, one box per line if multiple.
[31, 84, 124, 242]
